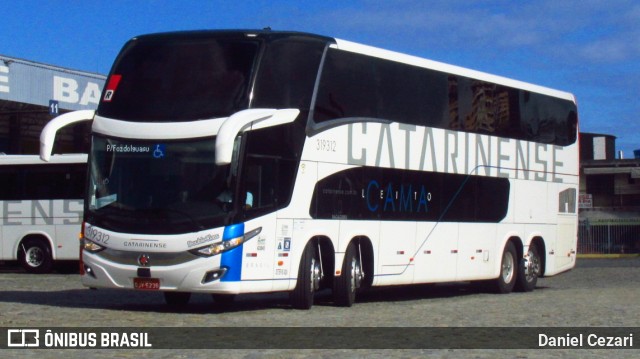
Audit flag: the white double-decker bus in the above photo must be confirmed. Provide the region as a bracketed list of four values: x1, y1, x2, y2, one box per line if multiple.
[40, 30, 578, 308]
[0, 154, 86, 273]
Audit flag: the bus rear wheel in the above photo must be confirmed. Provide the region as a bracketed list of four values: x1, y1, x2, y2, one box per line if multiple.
[516, 244, 540, 292]
[290, 242, 321, 309]
[18, 238, 53, 274]
[334, 242, 363, 307]
[493, 241, 517, 294]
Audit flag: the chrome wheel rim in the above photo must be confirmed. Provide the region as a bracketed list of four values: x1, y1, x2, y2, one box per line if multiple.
[350, 256, 363, 293]
[311, 257, 321, 292]
[524, 248, 540, 282]
[501, 251, 514, 283]
[25, 247, 44, 268]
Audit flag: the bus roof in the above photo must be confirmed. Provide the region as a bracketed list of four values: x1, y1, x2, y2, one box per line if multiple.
[128, 29, 334, 44]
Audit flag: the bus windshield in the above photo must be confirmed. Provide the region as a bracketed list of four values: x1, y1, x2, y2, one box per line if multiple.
[97, 34, 259, 122]
[87, 136, 235, 234]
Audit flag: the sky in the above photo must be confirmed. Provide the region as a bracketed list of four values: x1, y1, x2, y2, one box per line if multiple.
[2, 0, 639, 157]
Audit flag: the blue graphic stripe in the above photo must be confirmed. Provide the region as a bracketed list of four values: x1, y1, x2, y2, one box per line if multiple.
[221, 223, 244, 282]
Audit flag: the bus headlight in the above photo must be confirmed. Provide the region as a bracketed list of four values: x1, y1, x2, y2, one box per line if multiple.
[190, 227, 261, 257]
[81, 238, 106, 253]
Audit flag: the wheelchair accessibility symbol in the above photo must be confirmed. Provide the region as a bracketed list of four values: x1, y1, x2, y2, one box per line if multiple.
[153, 144, 166, 159]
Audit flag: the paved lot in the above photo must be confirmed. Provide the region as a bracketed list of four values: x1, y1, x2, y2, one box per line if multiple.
[0, 257, 638, 358]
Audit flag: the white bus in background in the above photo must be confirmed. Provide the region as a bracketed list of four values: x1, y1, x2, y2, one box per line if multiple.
[0, 154, 86, 273]
[40, 30, 579, 308]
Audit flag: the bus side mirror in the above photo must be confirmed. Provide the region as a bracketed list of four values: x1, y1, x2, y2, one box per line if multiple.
[40, 110, 95, 161]
[215, 108, 299, 165]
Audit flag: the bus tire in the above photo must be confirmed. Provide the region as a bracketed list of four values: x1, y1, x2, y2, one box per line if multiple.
[515, 244, 540, 292]
[333, 242, 362, 307]
[164, 291, 191, 307]
[493, 241, 517, 294]
[290, 242, 320, 310]
[18, 238, 53, 274]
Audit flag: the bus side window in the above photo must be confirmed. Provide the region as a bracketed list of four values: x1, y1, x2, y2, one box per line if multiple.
[241, 126, 298, 217]
[0, 167, 23, 200]
[243, 158, 278, 211]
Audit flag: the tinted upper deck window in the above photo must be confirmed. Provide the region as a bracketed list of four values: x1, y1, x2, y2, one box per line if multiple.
[313, 48, 577, 146]
[97, 35, 259, 122]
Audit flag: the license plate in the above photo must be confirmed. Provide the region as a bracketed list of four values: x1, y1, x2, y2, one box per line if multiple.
[133, 277, 160, 290]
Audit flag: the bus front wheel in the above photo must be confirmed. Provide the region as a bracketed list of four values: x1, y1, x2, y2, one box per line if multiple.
[18, 238, 53, 274]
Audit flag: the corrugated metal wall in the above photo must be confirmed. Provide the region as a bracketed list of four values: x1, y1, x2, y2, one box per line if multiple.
[0, 55, 105, 154]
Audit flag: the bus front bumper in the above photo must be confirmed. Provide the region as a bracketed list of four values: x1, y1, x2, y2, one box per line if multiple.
[80, 251, 243, 294]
